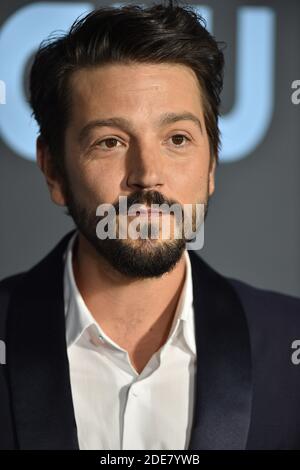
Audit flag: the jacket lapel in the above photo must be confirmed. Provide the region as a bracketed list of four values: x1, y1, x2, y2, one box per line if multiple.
[6, 229, 78, 449]
[187, 250, 252, 450]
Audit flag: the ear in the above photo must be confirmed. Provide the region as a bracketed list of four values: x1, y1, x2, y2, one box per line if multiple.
[208, 156, 217, 197]
[36, 136, 66, 206]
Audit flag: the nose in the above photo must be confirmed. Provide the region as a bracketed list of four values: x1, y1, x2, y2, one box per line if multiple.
[126, 141, 164, 191]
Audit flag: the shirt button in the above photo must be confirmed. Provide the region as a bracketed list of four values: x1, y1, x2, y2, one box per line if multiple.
[130, 386, 138, 397]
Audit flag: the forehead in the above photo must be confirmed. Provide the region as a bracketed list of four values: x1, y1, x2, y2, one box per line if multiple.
[68, 62, 204, 120]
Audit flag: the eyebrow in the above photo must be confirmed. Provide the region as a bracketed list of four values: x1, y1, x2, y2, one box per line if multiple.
[78, 111, 203, 144]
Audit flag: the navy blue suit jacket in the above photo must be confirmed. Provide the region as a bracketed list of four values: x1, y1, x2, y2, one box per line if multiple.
[0, 229, 300, 449]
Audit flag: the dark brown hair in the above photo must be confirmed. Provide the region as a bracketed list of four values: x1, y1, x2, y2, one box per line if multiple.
[29, 0, 225, 176]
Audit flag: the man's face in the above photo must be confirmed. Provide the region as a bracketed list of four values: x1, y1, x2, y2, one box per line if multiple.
[52, 63, 216, 278]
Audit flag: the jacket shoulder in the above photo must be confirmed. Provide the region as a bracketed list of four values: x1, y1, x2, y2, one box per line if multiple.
[0, 229, 76, 337]
[0, 272, 27, 304]
[0, 272, 26, 338]
[0, 272, 26, 291]
[0, 272, 27, 303]
[227, 276, 300, 330]
[228, 276, 300, 309]
[0, 229, 76, 301]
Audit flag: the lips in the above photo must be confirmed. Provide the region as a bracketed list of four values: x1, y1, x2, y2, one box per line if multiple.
[137, 209, 161, 217]
[128, 205, 165, 216]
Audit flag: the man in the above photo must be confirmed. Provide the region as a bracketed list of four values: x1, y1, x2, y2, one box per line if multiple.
[1, 1, 300, 450]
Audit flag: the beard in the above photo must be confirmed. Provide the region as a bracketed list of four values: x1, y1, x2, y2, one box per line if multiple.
[62, 177, 209, 279]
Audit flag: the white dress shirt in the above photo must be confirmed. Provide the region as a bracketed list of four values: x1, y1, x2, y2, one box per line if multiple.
[63, 231, 197, 450]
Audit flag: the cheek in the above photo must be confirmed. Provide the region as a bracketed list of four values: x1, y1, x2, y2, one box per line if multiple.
[184, 175, 209, 204]
[171, 157, 210, 202]
[190, 149, 211, 197]
[69, 162, 121, 207]
[65, 129, 126, 204]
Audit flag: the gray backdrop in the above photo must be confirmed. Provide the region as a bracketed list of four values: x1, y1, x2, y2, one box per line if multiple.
[0, 0, 299, 297]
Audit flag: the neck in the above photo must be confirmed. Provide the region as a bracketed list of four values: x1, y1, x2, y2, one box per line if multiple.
[72, 232, 187, 351]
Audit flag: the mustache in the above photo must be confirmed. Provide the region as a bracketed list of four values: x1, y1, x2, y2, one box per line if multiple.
[114, 189, 182, 215]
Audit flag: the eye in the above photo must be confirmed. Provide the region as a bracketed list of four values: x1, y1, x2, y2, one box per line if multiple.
[169, 134, 191, 148]
[94, 137, 122, 150]
[93, 133, 191, 152]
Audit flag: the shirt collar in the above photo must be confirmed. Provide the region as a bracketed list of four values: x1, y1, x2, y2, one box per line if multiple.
[63, 230, 196, 356]
[63, 231, 95, 347]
